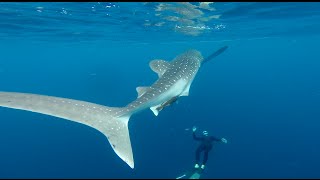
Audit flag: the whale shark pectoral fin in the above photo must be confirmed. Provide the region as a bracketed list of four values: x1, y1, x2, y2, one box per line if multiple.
[149, 59, 170, 77]
[150, 104, 162, 116]
[180, 84, 191, 96]
[0, 92, 135, 169]
[136, 86, 149, 98]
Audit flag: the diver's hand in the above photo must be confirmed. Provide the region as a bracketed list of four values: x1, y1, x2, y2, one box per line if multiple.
[192, 126, 197, 132]
[221, 138, 228, 144]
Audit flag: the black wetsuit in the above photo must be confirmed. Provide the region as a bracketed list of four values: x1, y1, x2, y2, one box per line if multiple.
[193, 132, 222, 166]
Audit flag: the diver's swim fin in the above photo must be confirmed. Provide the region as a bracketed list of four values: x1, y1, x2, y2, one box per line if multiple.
[176, 174, 187, 179]
[176, 168, 203, 179]
[189, 171, 201, 179]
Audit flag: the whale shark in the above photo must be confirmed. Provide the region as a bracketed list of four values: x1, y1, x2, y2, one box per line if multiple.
[0, 46, 228, 169]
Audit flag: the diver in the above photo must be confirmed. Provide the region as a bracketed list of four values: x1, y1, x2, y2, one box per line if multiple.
[192, 126, 227, 170]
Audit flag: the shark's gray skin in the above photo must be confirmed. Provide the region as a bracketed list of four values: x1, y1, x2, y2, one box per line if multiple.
[0, 47, 227, 169]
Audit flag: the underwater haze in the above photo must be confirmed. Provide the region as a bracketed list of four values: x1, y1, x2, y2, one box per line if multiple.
[0, 2, 320, 178]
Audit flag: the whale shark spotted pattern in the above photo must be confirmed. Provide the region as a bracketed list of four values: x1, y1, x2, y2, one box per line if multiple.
[0, 47, 227, 169]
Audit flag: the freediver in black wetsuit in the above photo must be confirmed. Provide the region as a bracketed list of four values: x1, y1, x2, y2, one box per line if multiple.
[192, 126, 227, 170]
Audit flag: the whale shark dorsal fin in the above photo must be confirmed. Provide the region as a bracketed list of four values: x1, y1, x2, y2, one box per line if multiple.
[149, 59, 170, 78]
[136, 86, 149, 98]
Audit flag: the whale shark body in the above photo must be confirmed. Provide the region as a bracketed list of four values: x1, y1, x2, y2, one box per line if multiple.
[0, 46, 228, 169]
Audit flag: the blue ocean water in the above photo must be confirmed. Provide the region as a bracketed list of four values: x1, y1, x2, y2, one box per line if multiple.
[0, 2, 320, 178]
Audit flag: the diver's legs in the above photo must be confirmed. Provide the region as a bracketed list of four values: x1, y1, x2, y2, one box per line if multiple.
[201, 148, 212, 170]
[195, 147, 201, 164]
[195, 145, 204, 168]
[202, 150, 209, 165]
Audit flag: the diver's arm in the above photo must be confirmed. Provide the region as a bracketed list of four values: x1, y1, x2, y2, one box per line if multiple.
[211, 136, 228, 143]
[211, 136, 221, 141]
[192, 126, 202, 141]
[192, 126, 203, 141]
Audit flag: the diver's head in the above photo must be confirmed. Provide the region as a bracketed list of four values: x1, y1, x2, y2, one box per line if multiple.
[202, 130, 209, 136]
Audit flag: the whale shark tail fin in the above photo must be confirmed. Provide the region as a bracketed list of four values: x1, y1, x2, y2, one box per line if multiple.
[94, 114, 134, 169]
[0, 92, 135, 169]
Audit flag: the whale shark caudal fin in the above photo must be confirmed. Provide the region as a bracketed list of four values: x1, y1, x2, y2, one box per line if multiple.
[0, 92, 135, 169]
